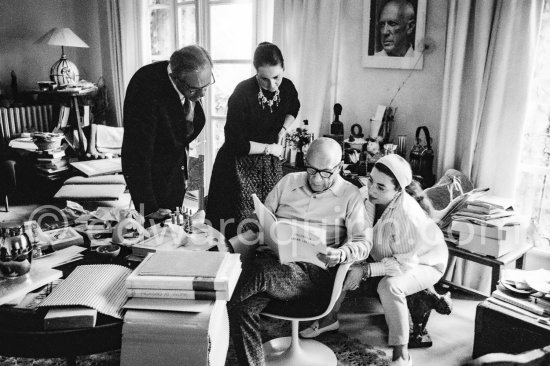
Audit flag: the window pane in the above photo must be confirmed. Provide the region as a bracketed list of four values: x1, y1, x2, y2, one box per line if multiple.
[149, 0, 171, 5]
[210, 2, 253, 60]
[150, 8, 173, 58]
[212, 63, 252, 117]
[177, 5, 196, 47]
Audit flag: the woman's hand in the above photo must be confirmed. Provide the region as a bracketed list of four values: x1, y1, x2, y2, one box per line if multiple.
[343, 266, 363, 291]
[381, 257, 404, 277]
[278, 129, 286, 145]
[269, 143, 284, 158]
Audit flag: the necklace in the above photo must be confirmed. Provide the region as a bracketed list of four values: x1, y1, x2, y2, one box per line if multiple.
[257, 79, 280, 113]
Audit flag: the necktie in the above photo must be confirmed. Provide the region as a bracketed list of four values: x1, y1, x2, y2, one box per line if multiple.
[183, 99, 194, 140]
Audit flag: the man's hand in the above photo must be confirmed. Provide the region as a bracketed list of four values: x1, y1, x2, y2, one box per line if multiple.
[317, 247, 343, 267]
[343, 266, 363, 291]
[146, 208, 172, 221]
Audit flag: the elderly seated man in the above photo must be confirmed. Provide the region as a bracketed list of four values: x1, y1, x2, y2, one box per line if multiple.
[227, 137, 373, 366]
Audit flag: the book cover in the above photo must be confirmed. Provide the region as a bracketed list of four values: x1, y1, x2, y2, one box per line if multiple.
[492, 288, 549, 316]
[252, 194, 327, 268]
[0, 267, 62, 306]
[453, 209, 515, 221]
[127, 253, 241, 292]
[123, 297, 213, 313]
[468, 195, 514, 211]
[138, 250, 229, 278]
[126, 287, 230, 301]
[43, 306, 97, 330]
[70, 158, 122, 177]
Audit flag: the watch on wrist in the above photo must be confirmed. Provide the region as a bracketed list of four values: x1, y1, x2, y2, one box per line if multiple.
[264, 144, 271, 155]
[361, 262, 370, 281]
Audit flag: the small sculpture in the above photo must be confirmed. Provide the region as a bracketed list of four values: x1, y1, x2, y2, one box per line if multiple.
[331, 103, 344, 135]
[407, 288, 452, 348]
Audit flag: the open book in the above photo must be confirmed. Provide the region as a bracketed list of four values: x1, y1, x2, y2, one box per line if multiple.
[252, 194, 327, 268]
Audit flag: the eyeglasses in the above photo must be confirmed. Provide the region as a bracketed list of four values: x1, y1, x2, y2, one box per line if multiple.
[172, 73, 215, 94]
[305, 163, 340, 179]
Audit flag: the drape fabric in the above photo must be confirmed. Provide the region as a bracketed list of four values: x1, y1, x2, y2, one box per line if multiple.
[439, 0, 543, 293]
[272, 0, 342, 137]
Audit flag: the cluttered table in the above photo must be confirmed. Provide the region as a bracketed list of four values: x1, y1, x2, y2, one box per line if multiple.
[0, 206, 228, 365]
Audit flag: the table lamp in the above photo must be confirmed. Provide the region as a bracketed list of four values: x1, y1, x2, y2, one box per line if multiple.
[35, 27, 89, 86]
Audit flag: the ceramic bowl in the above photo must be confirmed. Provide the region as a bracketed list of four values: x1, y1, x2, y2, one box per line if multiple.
[96, 244, 121, 258]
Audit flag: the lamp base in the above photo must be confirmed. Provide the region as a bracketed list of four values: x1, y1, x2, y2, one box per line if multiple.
[50, 56, 79, 86]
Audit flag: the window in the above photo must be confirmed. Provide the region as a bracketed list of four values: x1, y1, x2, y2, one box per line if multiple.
[516, 0, 550, 245]
[143, 0, 273, 199]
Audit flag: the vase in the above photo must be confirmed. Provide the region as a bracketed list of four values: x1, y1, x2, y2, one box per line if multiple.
[295, 150, 304, 167]
[289, 147, 297, 164]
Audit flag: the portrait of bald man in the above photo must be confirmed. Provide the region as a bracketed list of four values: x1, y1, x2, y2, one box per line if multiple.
[374, 0, 417, 57]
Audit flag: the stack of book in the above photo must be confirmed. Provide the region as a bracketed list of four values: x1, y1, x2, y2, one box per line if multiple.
[451, 195, 525, 257]
[488, 286, 550, 326]
[34, 145, 72, 180]
[125, 251, 241, 302]
[121, 251, 241, 366]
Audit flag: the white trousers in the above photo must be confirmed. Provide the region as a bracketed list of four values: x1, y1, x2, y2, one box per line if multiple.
[377, 265, 443, 346]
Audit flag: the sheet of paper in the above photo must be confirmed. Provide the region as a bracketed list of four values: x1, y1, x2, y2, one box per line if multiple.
[34, 245, 86, 270]
[374, 105, 387, 121]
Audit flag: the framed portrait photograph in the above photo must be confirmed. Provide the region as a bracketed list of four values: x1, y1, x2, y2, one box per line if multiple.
[362, 0, 427, 69]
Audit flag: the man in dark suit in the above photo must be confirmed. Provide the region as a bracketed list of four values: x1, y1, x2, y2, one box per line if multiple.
[122, 45, 213, 220]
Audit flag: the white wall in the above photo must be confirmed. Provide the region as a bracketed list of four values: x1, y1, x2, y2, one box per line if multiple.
[332, 0, 447, 161]
[0, 0, 102, 95]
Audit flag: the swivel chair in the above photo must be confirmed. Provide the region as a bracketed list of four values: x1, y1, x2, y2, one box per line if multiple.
[0, 159, 16, 212]
[261, 262, 352, 366]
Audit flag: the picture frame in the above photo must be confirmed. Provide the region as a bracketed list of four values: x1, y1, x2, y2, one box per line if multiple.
[362, 0, 427, 69]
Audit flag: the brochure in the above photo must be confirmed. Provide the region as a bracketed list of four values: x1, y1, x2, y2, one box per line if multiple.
[252, 194, 327, 268]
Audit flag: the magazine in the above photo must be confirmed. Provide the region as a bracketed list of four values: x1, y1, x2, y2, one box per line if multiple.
[252, 194, 327, 268]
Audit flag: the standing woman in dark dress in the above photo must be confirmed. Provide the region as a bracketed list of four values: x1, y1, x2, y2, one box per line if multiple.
[206, 42, 300, 239]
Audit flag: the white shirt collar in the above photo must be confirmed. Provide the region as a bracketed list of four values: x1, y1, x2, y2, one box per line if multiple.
[167, 64, 186, 106]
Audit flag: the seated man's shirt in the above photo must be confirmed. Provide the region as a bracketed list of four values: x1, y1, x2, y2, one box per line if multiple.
[264, 172, 372, 262]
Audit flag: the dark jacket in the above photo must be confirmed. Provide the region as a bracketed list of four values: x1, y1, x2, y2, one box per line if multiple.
[122, 61, 205, 215]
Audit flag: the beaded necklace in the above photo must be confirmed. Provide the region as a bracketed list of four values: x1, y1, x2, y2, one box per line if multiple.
[256, 77, 280, 113]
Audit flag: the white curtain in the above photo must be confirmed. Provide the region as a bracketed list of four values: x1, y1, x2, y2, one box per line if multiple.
[272, 0, 342, 137]
[439, 0, 543, 293]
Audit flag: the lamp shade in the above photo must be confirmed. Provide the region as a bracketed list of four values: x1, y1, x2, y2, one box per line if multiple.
[35, 27, 89, 48]
[36, 28, 89, 86]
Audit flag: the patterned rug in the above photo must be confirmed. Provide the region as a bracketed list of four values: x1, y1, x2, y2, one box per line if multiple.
[0, 317, 388, 366]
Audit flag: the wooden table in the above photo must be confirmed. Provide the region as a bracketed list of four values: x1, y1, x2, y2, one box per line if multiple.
[473, 299, 550, 358]
[441, 242, 533, 297]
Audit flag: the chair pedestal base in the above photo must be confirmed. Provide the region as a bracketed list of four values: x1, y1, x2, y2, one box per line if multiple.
[263, 336, 336, 366]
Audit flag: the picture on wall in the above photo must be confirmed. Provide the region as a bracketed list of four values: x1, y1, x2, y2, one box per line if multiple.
[362, 0, 427, 69]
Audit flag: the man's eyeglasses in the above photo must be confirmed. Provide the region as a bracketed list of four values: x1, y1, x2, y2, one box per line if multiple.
[172, 73, 215, 94]
[305, 163, 340, 179]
